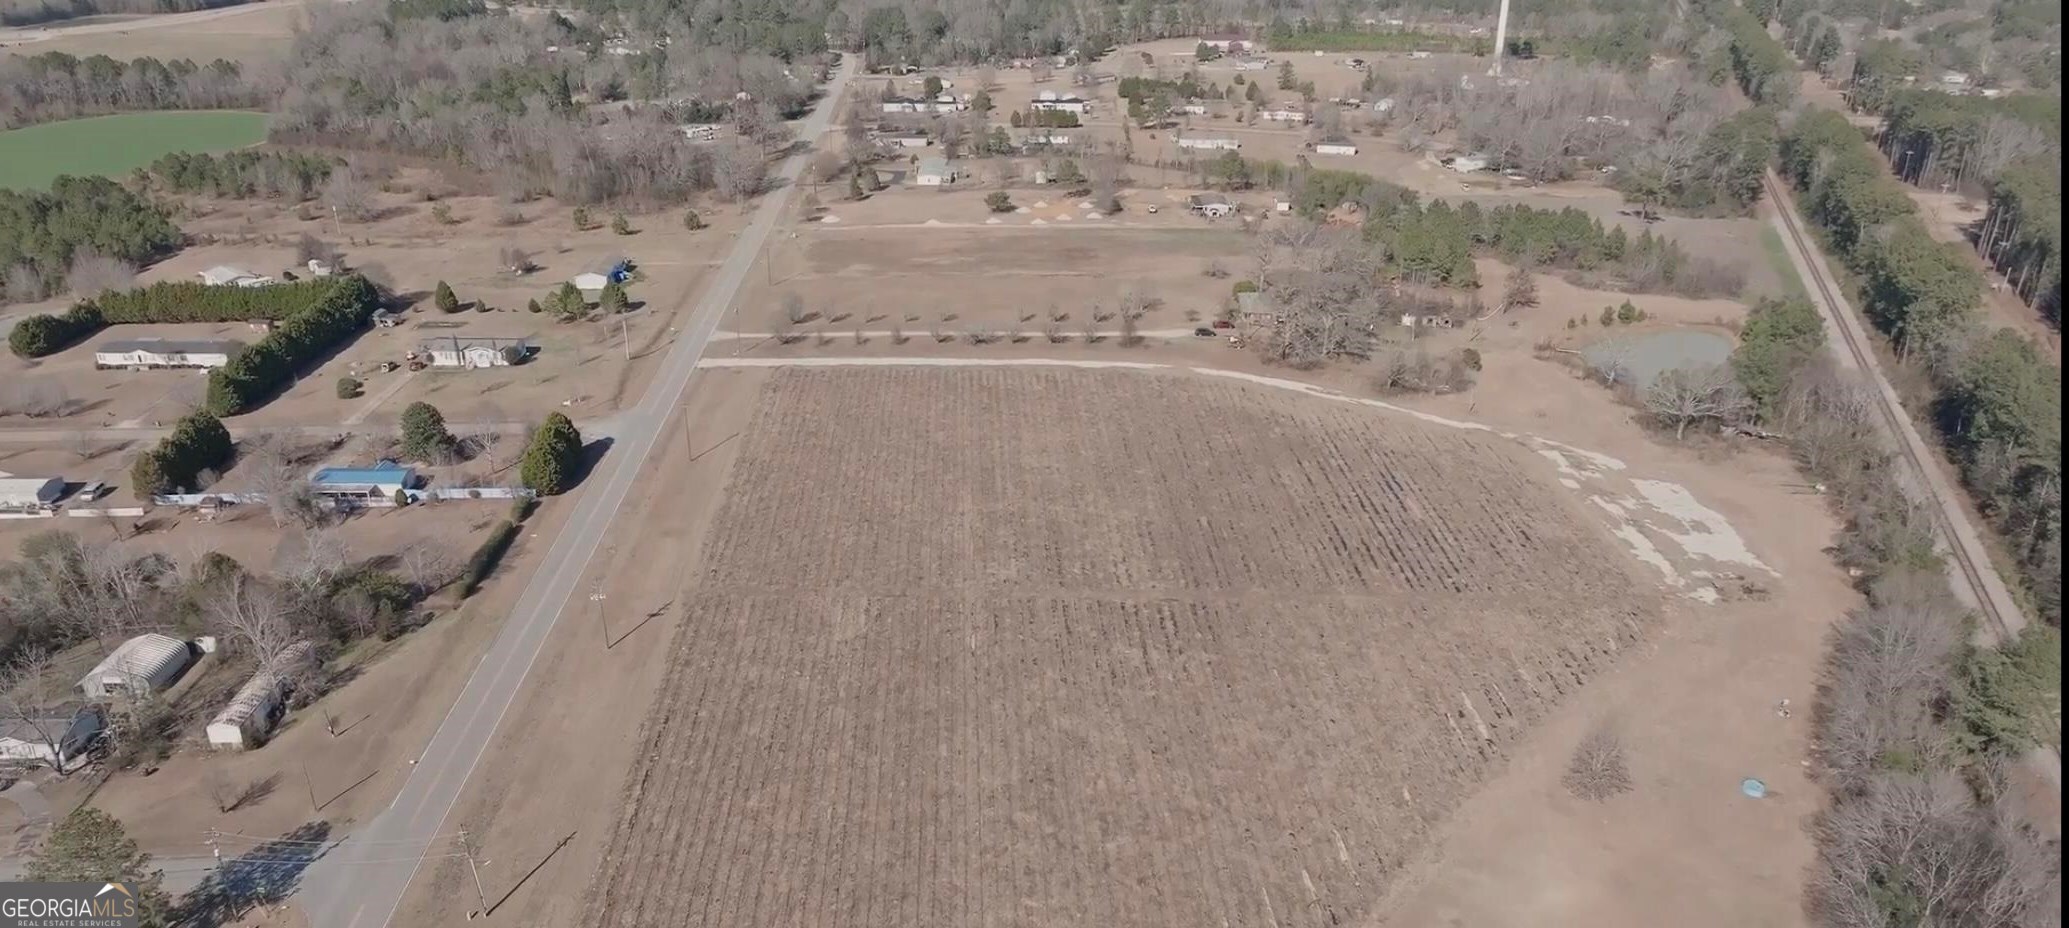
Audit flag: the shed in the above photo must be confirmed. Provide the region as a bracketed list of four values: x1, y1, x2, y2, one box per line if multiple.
[207, 642, 315, 751]
[78, 634, 193, 701]
[0, 476, 65, 509]
[0, 707, 104, 772]
[421, 335, 532, 369]
[916, 157, 959, 186]
[310, 461, 416, 501]
[94, 338, 243, 370]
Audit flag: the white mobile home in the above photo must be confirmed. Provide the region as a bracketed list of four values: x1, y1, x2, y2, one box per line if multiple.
[94, 338, 243, 370]
[1260, 106, 1308, 123]
[207, 642, 315, 750]
[196, 266, 275, 288]
[679, 123, 720, 141]
[0, 476, 64, 509]
[78, 634, 193, 701]
[1031, 92, 1091, 114]
[421, 336, 532, 369]
[1315, 142, 1359, 156]
[1177, 136, 1240, 150]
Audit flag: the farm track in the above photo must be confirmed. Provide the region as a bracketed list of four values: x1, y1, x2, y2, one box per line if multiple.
[580, 368, 1659, 928]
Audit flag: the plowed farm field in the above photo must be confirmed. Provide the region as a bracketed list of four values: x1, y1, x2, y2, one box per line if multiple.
[583, 367, 1660, 928]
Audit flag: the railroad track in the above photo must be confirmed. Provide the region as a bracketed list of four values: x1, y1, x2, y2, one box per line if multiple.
[1761, 170, 2025, 648]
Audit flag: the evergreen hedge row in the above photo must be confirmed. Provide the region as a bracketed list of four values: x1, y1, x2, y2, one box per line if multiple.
[9, 277, 367, 358]
[203, 276, 380, 415]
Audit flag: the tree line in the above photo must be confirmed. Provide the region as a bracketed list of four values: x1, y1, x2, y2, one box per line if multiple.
[0, 51, 264, 130]
[1723, 247, 2061, 928]
[0, 176, 180, 304]
[143, 150, 337, 202]
[0, 0, 244, 27]
[1781, 108, 2060, 629]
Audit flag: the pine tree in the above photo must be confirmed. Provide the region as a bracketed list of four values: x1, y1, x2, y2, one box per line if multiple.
[598, 280, 629, 314]
[399, 401, 455, 462]
[520, 412, 584, 495]
[682, 209, 705, 231]
[551, 282, 585, 317]
[434, 280, 460, 313]
[29, 808, 169, 927]
[849, 173, 865, 200]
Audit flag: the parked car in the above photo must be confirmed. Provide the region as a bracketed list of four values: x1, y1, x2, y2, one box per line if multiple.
[1211, 319, 1234, 329]
[1193, 327, 1217, 337]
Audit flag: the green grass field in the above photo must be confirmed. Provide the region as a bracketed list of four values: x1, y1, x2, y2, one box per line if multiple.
[0, 110, 268, 190]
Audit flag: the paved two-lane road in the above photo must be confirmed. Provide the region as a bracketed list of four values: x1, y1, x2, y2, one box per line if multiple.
[294, 57, 860, 928]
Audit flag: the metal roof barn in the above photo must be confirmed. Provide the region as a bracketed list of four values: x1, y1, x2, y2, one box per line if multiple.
[78, 634, 193, 700]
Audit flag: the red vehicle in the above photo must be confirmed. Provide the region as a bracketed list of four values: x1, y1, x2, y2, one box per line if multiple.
[1211, 319, 1235, 329]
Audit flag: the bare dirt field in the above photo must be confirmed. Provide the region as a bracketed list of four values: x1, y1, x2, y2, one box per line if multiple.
[0, 0, 309, 65]
[570, 366, 1661, 927]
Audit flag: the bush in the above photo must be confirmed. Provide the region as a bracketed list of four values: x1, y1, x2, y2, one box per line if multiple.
[1460, 347, 1482, 371]
[1616, 300, 1640, 324]
[131, 411, 233, 495]
[1232, 280, 1259, 295]
[610, 213, 633, 235]
[571, 206, 593, 230]
[336, 376, 362, 399]
[985, 191, 1015, 213]
[683, 209, 705, 231]
[519, 412, 583, 495]
[598, 281, 629, 315]
[434, 281, 460, 313]
[456, 520, 519, 598]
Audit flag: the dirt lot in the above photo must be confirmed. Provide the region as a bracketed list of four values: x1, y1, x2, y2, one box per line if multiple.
[2, 181, 745, 432]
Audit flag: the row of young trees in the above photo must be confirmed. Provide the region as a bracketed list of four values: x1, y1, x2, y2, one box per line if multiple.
[0, 51, 262, 129]
[1780, 108, 2061, 629]
[0, 176, 180, 303]
[204, 276, 381, 415]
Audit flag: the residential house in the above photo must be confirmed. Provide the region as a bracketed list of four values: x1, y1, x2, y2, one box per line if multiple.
[679, 123, 720, 141]
[310, 461, 416, 501]
[1021, 132, 1073, 147]
[1031, 92, 1091, 115]
[1176, 136, 1240, 150]
[916, 157, 959, 186]
[1187, 193, 1235, 218]
[0, 476, 65, 509]
[421, 335, 532, 369]
[1260, 105, 1308, 123]
[94, 338, 243, 370]
[1200, 32, 1257, 54]
[196, 266, 275, 287]
[0, 707, 103, 772]
[879, 132, 932, 148]
[1236, 290, 1277, 326]
[1176, 102, 1209, 116]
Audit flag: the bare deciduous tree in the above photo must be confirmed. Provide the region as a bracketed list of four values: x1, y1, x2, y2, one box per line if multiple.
[0, 646, 75, 772]
[1644, 364, 1750, 440]
[322, 167, 375, 222]
[66, 247, 135, 297]
[1563, 723, 1632, 801]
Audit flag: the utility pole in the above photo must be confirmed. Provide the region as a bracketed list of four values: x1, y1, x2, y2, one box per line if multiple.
[459, 829, 490, 918]
[1488, 0, 1513, 77]
[301, 762, 319, 812]
[591, 544, 615, 649]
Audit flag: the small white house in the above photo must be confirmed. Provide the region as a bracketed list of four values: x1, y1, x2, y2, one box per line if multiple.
[1031, 92, 1091, 115]
[916, 157, 959, 186]
[310, 462, 416, 501]
[421, 336, 532, 369]
[0, 476, 64, 509]
[78, 634, 193, 701]
[1021, 133, 1073, 146]
[0, 708, 103, 772]
[1315, 142, 1359, 156]
[680, 123, 720, 141]
[1260, 106, 1308, 123]
[94, 338, 243, 370]
[207, 642, 314, 751]
[196, 266, 274, 288]
[1187, 193, 1235, 218]
[1177, 103, 1208, 115]
[1446, 154, 1491, 173]
[1177, 136, 1240, 150]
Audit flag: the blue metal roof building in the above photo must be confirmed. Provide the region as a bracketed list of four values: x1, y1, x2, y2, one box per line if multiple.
[310, 461, 417, 500]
